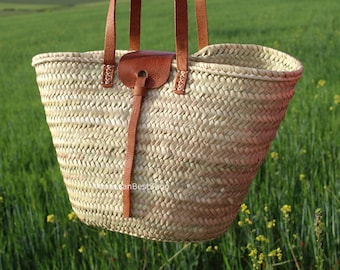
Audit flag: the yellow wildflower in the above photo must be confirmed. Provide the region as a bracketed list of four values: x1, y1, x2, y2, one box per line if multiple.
[270, 151, 279, 160]
[67, 211, 77, 222]
[238, 220, 244, 227]
[255, 235, 269, 243]
[205, 245, 218, 252]
[264, 205, 268, 212]
[245, 217, 252, 225]
[248, 248, 258, 258]
[267, 219, 276, 229]
[268, 247, 283, 261]
[276, 248, 283, 261]
[46, 214, 55, 223]
[299, 174, 306, 181]
[316, 79, 326, 88]
[334, 94, 340, 105]
[280, 204, 292, 218]
[268, 249, 276, 257]
[0, 196, 3, 203]
[257, 253, 265, 265]
[241, 203, 250, 215]
[126, 252, 132, 259]
[78, 246, 84, 253]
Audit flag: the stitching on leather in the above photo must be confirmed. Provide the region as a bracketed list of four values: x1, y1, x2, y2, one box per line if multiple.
[103, 64, 114, 85]
[176, 70, 188, 92]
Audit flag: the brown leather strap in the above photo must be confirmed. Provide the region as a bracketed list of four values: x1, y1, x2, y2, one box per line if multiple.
[122, 74, 147, 218]
[129, 0, 141, 51]
[102, 0, 116, 88]
[173, 0, 188, 94]
[119, 52, 174, 218]
[195, 0, 209, 49]
[129, 0, 209, 51]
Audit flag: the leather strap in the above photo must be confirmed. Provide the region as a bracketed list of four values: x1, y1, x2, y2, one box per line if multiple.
[102, 0, 116, 88]
[122, 74, 147, 218]
[173, 0, 188, 94]
[129, 0, 209, 51]
[129, 0, 141, 51]
[102, 0, 209, 93]
[118, 51, 175, 218]
[195, 0, 209, 49]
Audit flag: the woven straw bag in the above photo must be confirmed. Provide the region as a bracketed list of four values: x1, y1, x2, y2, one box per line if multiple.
[32, 0, 303, 242]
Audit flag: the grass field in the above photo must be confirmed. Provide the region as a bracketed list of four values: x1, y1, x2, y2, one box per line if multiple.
[0, 0, 339, 269]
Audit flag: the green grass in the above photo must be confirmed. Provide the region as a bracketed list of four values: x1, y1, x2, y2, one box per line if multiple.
[0, 0, 106, 15]
[0, 0, 105, 5]
[0, 0, 339, 269]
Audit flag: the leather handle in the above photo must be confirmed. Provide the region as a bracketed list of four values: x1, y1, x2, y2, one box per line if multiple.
[102, 0, 117, 88]
[102, 0, 209, 94]
[129, 0, 141, 51]
[173, 0, 188, 94]
[195, 0, 209, 49]
[129, 0, 209, 51]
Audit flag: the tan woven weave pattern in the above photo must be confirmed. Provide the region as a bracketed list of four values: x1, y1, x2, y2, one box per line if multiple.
[32, 44, 303, 242]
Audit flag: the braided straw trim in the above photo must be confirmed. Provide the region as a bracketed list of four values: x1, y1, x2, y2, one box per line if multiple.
[32, 43, 303, 242]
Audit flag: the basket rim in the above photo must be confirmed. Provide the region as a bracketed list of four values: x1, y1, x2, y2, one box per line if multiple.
[32, 43, 303, 82]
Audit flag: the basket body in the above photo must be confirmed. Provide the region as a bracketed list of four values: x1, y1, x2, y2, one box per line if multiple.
[32, 44, 303, 242]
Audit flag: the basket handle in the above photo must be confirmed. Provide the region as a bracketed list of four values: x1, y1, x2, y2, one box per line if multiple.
[129, 0, 209, 51]
[102, 0, 209, 94]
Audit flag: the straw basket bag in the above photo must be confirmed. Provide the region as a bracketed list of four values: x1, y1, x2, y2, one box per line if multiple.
[32, 0, 303, 242]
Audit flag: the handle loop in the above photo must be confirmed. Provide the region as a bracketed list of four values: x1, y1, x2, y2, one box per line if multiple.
[129, 0, 208, 51]
[102, 0, 209, 94]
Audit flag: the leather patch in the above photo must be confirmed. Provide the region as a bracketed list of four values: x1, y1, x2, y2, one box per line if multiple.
[118, 50, 175, 89]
